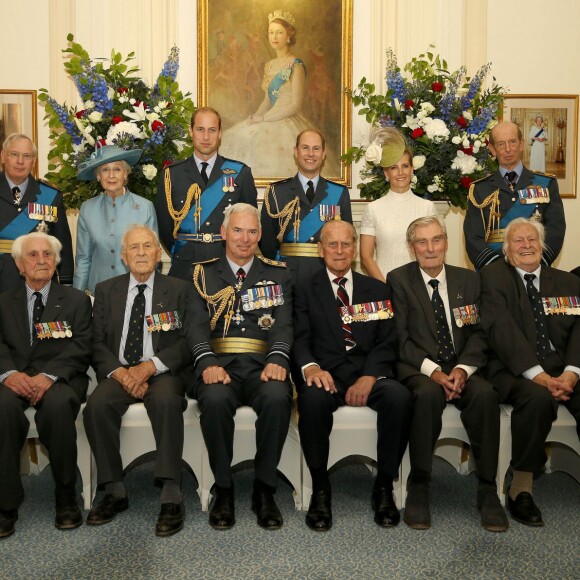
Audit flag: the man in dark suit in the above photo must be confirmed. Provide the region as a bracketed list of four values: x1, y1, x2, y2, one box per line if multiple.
[0, 133, 74, 292]
[84, 225, 191, 537]
[388, 216, 506, 532]
[293, 220, 411, 531]
[260, 129, 352, 284]
[464, 121, 565, 270]
[480, 217, 580, 527]
[155, 107, 258, 280]
[186, 203, 293, 530]
[0, 232, 91, 538]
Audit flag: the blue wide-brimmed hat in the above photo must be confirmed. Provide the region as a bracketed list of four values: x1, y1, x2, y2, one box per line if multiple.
[77, 144, 143, 181]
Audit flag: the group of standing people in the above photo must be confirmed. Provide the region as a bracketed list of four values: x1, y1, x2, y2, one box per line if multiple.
[0, 58, 578, 542]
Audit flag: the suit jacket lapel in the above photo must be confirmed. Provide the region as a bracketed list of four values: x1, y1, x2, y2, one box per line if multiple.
[291, 174, 310, 207]
[411, 263, 438, 340]
[151, 272, 170, 351]
[445, 266, 463, 350]
[208, 155, 224, 187]
[111, 275, 131, 355]
[315, 271, 344, 352]
[509, 265, 537, 343]
[312, 177, 328, 206]
[12, 286, 31, 349]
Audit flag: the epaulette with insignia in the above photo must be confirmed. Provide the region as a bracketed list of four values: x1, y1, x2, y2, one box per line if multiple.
[531, 169, 556, 178]
[257, 255, 287, 267]
[193, 257, 220, 265]
[38, 179, 59, 191]
[471, 173, 493, 185]
[164, 158, 188, 170]
[270, 177, 293, 186]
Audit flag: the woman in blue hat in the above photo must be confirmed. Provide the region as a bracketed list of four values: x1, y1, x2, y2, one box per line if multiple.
[73, 145, 158, 294]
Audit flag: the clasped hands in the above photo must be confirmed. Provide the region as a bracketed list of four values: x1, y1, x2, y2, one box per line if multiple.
[533, 370, 577, 401]
[201, 363, 287, 385]
[303, 366, 376, 407]
[430, 367, 468, 401]
[113, 361, 157, 399]
[4, 372, 54, 406]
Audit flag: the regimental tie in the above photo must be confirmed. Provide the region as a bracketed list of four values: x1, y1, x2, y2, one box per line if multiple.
[429, 279, 455, 363]
[200, 162, 209, 185]
[524, 273, 552, 360]
[12, 186, 21, 205]
[334, 277, 356, 349]
[31, 291, 44, 342]
[504, 171, 518, 189]
[124, 284, 147, 366]
[306, 180, 315, 204]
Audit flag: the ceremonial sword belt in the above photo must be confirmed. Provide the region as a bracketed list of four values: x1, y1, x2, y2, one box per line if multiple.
[279, 242, 320, 257]
[211, 337, 267, 354]
[175, 233, 224, 243]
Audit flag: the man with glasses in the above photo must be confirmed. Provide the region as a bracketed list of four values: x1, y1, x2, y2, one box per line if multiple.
[463, 121, 565, 271]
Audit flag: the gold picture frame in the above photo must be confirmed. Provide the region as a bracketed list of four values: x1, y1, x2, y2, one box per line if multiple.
[501, 94, 578, 198]
[0, 89, 38, 178]
[197, 0, 352, 188]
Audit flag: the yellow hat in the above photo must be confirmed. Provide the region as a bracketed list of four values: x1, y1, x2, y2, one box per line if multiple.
[377, 127, 406, 167]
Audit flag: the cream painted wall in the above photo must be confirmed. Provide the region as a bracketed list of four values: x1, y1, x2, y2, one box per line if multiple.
[1, 0, 578, 269]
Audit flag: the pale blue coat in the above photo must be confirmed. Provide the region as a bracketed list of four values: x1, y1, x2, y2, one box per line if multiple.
[73, 191, 158, 294]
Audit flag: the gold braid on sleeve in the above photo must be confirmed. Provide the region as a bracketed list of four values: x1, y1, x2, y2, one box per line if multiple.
[193, 263, 236, 337]
[164, 168, 202, 239]
[467, 184, 501, 242]
[263, 185, 301, 243]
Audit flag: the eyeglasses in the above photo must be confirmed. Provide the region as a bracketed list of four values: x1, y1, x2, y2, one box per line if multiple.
[5, 151, 35, 161]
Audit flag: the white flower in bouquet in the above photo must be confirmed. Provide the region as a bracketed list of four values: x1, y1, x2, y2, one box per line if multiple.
[452, 150, 479, 174]
[106, 121, 144, 143]
[423, 118, 450, 141]
[142, 164, 158, 180]
[88, 111, 103, 123]
[364, 140, 383, 165]
[412, 155, 426, 170]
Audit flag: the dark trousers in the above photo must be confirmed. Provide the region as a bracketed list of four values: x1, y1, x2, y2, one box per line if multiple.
[403, 373, 500, 483]
[0, 382, 81, 510]
[195, 358, 292, 489]
[297, 362, 412, 480]
[493, 363, 580, 472]
[83, 374, 186, 486]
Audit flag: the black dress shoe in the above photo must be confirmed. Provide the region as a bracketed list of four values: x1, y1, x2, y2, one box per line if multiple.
[209, 486, 235, 529]
[507, 492, 543, 527]
[478, 491, 508, 532]
[0, 509, 18, 539]
[372, 486, 400, 527]
[252, 489, 283, 530]
[403, 483, 431, 530]
[55, 499, 83, 530]
[155, 502, 185, 537]
[306, 489, 332, 531]
[87, 495, 129, 526]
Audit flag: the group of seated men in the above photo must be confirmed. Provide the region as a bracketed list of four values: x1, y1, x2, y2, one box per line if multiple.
[0, 204, 579, 541]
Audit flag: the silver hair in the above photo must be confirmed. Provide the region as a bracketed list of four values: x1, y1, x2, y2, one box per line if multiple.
[2, 133, 37, 157]
[319, 220, 358, 244]
[12, 232, 62, 265]
[406, 215, 447, 245]
[222, 203, 261, 231]
[120, 224, 161, 252]
[502, 217, 546, 257]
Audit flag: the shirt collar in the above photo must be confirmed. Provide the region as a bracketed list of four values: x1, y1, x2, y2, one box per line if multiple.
[6, 176, 29, 193]
[515, 264, 542, 283]
[297, 172, 320, 192]
[26, 281, 51, 301]
[227, 256, 254, 277]
[499, 161, 524, 179]
[128, 272, 155, 292]
[327, 267, 352, 285]
[194, 153, 218, 172]
[419, 264, 447, 288]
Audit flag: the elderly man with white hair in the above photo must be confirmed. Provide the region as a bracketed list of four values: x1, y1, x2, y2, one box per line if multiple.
[480, 217, 580, 527]
[0, 232, 92, 538]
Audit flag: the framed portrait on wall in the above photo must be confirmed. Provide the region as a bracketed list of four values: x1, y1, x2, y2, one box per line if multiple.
[0, 89, 38, 178]
[501, 94, 578, 198]
[197, 0, 353, 187]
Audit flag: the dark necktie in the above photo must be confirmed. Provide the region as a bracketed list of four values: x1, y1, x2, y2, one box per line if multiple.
[334, 277, 356, 349]
[524, 273, 551, 360]
[200, 162, 209, 185]
[306, 180, 315, 204]
[12, 186, 21, 205]
[429, 279, 455, 363]
[124, 284, 147, 366]
[504, 171, 518, 189]
[32, 291, 44, 342]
